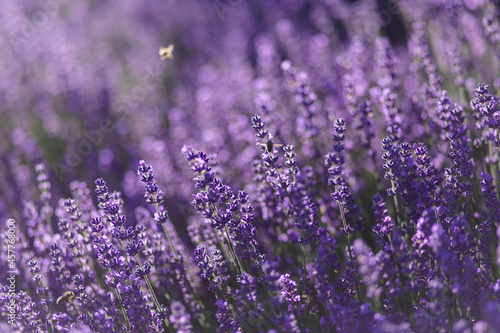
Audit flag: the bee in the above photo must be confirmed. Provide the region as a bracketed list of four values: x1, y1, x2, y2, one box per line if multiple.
[56, 291, 75, 305]
[159, 44, 174, 60]
[302, 293, 319, 312]
[258, 139, 284, 153]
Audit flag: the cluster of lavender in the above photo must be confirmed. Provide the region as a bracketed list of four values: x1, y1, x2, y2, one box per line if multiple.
[3, 0, 500, 332]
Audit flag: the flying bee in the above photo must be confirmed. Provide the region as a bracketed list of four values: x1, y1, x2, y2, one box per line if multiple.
[302, 293, 319, 312]
[257, 139, 284, 153]
[56, 291, 75, 305]
[159, 44, 174, 60]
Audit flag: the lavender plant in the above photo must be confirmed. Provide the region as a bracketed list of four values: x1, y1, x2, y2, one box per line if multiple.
[2, 0, 500, 332]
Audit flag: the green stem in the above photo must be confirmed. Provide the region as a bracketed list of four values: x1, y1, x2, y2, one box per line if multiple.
[223, 226, 243, 275]
[338, 203, 362, 303]
[272, 163, 311, 269]
[135, 255, 168, 332]
[211, 226, 233, 266]
[113, 286, 131, 330]
[153, 203, 180, 260]
[389, 175, 401, 227]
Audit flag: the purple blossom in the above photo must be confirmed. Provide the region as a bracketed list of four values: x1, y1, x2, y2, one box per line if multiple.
[3, 1, 500, 332]
[354, 239, 382, 299]
[372, 193, 394, 246]
[169, 300, 193, 333]
[277, 273, 301, 314]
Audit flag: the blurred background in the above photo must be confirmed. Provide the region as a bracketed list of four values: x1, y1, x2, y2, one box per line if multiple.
[1, 0, 247, 226]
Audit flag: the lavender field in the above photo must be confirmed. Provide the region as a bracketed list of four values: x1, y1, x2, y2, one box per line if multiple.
[1, 0, 500, 332]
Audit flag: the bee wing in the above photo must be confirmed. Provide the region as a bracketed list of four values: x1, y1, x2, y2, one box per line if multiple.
[56, 291, 75, 304]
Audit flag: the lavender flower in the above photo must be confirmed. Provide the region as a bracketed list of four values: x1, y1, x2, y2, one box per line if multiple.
[354, 239, 382, 299]
[3, 1, 500, 332]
